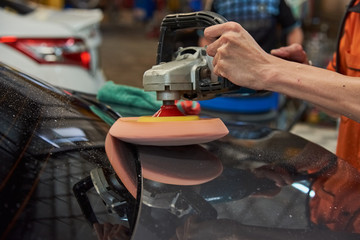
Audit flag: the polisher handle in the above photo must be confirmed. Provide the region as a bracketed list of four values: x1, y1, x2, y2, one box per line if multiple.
[156, 11, 267, 99]
[156, 11, 227, 64]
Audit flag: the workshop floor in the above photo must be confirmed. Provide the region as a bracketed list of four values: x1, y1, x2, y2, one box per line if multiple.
[99, 20, 338, 154]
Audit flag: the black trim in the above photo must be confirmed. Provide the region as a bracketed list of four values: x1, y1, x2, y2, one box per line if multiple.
[335, 0, 358, 73]
[349, 2, 360, 12]
[348, 66, 360, 71]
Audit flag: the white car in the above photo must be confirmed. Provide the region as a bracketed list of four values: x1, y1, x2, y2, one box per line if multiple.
[0, 0, 106, 95]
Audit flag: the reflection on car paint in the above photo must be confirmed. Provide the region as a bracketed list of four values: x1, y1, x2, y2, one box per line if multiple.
[2, 63, 360, 240]
[0, 64, 121, 239]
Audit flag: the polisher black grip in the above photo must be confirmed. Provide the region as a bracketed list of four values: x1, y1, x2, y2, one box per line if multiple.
[161, 11, 227, 30]
[156, 11, 227, 64]
[156, 11, 267, 98]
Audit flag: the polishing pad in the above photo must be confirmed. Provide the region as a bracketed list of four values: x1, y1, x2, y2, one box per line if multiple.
[105, 133, 139, 197]
[138, 144, 223, 185]
[105, 133, 223, 198]
[109, 116, 229, 146]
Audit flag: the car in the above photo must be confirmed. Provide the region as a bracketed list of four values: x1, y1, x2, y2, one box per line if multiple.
[0, 62, 121, 240]
[0, 0, 106, 95]
[1, 62, 359, 240]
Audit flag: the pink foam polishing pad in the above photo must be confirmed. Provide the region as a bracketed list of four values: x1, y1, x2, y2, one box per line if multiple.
[109, 116, 229, 146]
[105, 134, 223, 198]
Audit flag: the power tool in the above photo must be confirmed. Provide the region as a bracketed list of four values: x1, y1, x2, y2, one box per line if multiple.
[143, 11, 257, 107]
[108, 11, 260, 147]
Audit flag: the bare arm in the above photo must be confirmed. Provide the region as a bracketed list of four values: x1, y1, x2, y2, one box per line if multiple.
[204, 22, 360, 122]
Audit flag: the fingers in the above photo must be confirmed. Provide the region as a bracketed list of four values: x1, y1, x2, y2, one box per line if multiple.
[253, 165, 294, 187]
[203, 21, 267, 90]
[211, 46, 219, 69]
[204, 21, 243, 39]
[270, 44, 303, 58]
[270, 43, 308, 64]
[204, 22, 243, 56]
[205, 37, 220, 57]
[270, 47, 291, 59]
[203, 23, 224, 42]
[211, 43, 227, 78]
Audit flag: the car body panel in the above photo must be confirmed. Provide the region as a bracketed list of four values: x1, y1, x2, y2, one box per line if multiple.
[0, 8, 72, 37]
[26, 7, 103, 33]
[130, 125, 360, 239]
[0, 2, 106, 95]
[1, 62, 360, 240]
[0, 63, 121, 239]
[0, 44, 105, 93]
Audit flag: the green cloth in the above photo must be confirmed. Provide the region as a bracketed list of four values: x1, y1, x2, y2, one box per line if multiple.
[97, 81, 162, 117]
[89, 105, 116, 125]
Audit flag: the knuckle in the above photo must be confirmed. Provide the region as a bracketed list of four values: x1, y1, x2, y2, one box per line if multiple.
[293, 43, 303, 51]
[213, 65, 219, 75]
[217, 46, 224, 54]
[226, 22, 241, 31]
[220, 33, 234, 45]
[206, 45, 214, 56]
[214, 61, 226, 78]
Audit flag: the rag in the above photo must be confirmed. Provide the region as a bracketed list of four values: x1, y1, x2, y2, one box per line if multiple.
[97, 81, 200, 117]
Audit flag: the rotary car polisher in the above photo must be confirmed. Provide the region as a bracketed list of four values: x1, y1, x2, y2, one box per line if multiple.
[109, 11, 261, 146]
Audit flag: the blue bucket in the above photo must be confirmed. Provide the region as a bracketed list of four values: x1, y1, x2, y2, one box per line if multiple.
[199, 92, 280, 114]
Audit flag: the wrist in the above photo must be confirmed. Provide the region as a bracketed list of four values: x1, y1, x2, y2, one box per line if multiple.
[259, 55, 283, 91]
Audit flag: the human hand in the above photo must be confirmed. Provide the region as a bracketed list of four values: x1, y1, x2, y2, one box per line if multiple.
[252, 165, 294, 188]
[248, 165, 295, 198]
[270, 44, 309, 65]
[204, 22, 270, 90]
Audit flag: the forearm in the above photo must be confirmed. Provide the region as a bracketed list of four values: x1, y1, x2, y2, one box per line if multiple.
[263, 55, 360, 122]
[204, 21, 360, 123]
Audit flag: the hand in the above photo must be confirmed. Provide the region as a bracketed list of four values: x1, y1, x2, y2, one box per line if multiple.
[270, 44, 309, 64]
[204, 22, 270, 90]
[252, 165, 293, 188]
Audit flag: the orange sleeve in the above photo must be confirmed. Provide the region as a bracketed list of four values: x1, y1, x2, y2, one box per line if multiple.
[326, 52, 337, 72]
[310, 160, 360, 232]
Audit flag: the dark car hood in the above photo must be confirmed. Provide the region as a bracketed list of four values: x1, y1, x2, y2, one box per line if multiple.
[127, 123, 360, 240]
[2, 62, 359, 240]
[0, 63, 116, 240]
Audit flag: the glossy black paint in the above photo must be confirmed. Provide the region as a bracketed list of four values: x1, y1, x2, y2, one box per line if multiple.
[130, 122, 360, 239]
[0, 64, 127, 239]
[1, 63, 360, 240]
